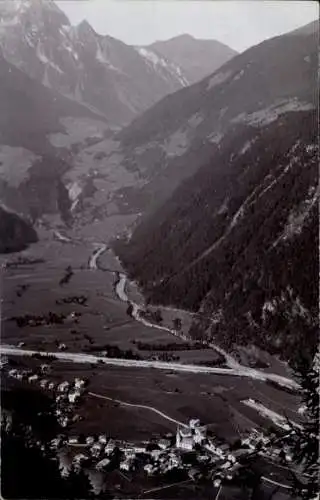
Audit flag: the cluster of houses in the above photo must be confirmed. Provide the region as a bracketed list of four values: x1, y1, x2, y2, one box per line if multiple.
[49, 417, 245, 484]
[6, 364, 87, 428]
[241, 429, 293, 464]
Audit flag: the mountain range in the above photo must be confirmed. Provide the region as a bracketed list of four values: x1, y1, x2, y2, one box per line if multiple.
[72, 19, 317, 221]
[0, 0, 237, 231]
[0, 0, 236, 127]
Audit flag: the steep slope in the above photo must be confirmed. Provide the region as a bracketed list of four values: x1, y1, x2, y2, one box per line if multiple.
[0, 54, 109, 224]
[116, 110, 318, 365]
[113, 23, 318, 365]
[0, 53, 109, 154]
[0, 206, 38, 253]
[148, 34, 237, 84]
[0, 0, 189, 127]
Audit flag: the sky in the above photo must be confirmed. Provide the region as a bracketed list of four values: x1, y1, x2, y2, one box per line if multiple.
[56, 1, 318, 52]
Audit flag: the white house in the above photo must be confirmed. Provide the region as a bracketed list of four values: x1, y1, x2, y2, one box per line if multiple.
[98, 434, 107, 445]
[40, 379, 49, 389]
[105, 439, 116, 453]
[144, 463, 154, 475]
[74, 378, 86, 389]
[189, 418, 200, 429]
[168, 455, 180, 469]
[68, 436, 79, 445]
[221, 460, 232, 470]
[124, 447, 135, 459]
[91, 442, 104, 457]
[96, 458, 110, 471]
[28, 374, 39, 383]
[68, 391, 81, 404]
[58, 381, 69, 392]
[194, 426, 207, 444]
[120, 458, 134, 471]
[151, 449, 162, 460]
[60, 416, 69, 428]
[134, 445, 147, 454]
[176, 426, 194, 451]
[48, 382, 55, 390]
[73, 453, 87, 464]
[86, 436, 95, 446]
[158, 438, 171, 450]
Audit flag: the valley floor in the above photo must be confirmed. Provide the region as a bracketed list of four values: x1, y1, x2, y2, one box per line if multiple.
[0, 218, 302, 497]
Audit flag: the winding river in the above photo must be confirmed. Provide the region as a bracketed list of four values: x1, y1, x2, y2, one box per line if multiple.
[0, 243, 299, 391]
[95, 247, 299, 391]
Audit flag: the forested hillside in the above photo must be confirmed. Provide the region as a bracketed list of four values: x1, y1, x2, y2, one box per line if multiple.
[0, 206, 38, 253]
[115, 109, 318, 365]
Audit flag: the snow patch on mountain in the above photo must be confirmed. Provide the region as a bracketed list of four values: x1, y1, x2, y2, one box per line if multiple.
[96, 44, 121, 72]
[36, 41, 63, 73]
[137, 47, 163, 67]
[137, 47, 188, 86]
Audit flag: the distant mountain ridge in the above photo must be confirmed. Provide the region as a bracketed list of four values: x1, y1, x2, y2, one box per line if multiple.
[147, 34, 237, 84]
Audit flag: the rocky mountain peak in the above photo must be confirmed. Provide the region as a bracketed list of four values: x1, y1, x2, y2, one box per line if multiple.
[75, 19, 97, 40]
[0, 0, 70, 26]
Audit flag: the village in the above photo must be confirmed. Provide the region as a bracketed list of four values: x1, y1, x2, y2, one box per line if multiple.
[2, 357, 295, 495]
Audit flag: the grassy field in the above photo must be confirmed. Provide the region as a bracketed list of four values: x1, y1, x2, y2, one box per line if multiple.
[5, 353, 300, 444]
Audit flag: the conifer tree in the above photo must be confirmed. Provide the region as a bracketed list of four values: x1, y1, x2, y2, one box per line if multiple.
[286, 349, 319, 499]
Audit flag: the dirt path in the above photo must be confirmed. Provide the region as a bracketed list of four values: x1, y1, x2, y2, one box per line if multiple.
[88, 391, 188, 428]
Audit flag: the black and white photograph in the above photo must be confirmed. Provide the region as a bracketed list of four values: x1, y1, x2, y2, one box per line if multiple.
[0, 0, 319, 498]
